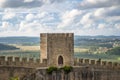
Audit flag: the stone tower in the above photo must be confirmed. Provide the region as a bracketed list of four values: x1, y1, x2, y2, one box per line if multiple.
[40, 33, 74, 67]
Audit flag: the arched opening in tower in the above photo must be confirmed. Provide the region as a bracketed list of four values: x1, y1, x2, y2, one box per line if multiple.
[58, 56, 63, 66]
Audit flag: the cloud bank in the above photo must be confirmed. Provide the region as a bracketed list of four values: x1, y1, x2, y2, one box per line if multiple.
[0, 0, 120, 36]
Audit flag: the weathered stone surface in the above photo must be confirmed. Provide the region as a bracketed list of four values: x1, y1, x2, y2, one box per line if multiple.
[40, 33, 74, 66]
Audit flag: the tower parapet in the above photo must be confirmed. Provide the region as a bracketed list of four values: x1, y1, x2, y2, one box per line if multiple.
[40, 33, 74, 67]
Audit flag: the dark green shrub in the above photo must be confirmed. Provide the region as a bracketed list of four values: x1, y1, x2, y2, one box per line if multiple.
[46, 66, 73, 74]
[62, 66, 73, 74]
[10, 76, 19, 80]
[46, 66, 58, 74]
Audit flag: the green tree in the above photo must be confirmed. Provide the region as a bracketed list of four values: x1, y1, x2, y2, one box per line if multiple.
[61, 66, 73, 74]
[106, 47, 120, 55]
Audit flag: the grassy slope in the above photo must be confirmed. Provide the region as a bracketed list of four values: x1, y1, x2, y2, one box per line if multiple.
[0, 45, 40, 59]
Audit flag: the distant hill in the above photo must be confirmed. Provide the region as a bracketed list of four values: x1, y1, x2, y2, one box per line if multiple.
[0, 43, 19, 50]
[75, 35, 120, 40]
[0, 36, 120, 46]
[74, 36, 120, 47]
[0, 37, 40, 45]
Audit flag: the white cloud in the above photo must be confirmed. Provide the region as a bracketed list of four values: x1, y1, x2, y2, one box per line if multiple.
[83, 24, 92, 29]
[17, 11, 59, 34]
[94, 6, 120, 17]
[1, 21, 9, 29]
[115, 24, 120, 29]
[36, 12, 48, 18]
[57, 9, 81, 28]
[98, 24, 105, 29]
[1, 21, 15, 31]
[19, 20, 50, 34]
[0, 0, 6, 7]
[94, 8, 105, 17]
[24, 0, 34, 3]
[25, 13, 35, 21]
[2, 12, 16, 20]
[80, 12, 93, 25]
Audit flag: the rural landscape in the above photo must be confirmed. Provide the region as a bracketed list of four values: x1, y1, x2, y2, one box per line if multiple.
[0, 35, 120, 62]
[0, 0, 120, 80]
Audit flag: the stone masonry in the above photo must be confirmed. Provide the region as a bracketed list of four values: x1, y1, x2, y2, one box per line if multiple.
[40, 33, 74, 66]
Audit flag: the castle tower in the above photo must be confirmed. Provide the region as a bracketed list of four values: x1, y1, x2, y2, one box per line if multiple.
[40, 33, 74, 67]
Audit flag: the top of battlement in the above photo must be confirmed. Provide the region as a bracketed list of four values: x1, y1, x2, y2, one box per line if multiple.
[74, 58, 120, 69]
[0, 56, 47, 68]
[40, 33, 74, 37]
[40, 33, 74, 34]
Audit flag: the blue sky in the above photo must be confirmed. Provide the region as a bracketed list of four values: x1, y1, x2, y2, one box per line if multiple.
[0, 0, 120, 36]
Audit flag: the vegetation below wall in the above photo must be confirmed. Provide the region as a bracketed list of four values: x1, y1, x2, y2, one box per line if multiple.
[10, 76, 19, 80]
[46, 66, 58, 74]
[61, 66, 73, 74]
[46, 66, 73, 74]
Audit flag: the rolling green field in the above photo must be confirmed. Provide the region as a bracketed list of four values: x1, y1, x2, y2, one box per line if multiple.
[0, 44, 40, 59]
[0, 50, 40, 59]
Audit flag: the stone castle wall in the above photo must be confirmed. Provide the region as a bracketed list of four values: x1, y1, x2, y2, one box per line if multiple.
[40, 33, 74, 67]
[0, 56, 120, 80]
[46, 33, 74, 66]
[23, 67, 120, 80]
[0, 66, 35, 80]
[0, 56, 119, 69]
[40, 33, 48, 63]
[0, 56, 47, 80]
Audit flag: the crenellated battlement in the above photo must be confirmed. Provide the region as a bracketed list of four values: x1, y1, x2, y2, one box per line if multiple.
[0, 56, 119, 70]
[0, 56, 47, 68]
[41, 33, 73, 39]
[74, 58, 120, 70]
